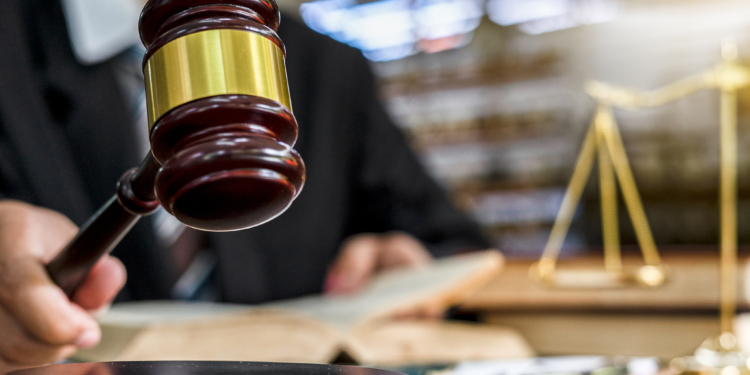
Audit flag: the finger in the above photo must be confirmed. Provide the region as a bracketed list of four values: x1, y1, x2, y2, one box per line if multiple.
[0, 202, 79, 262]
[35, 209, 79, 262]
[0, 257, 100, 347]
[391, 306, 419, 320]
[413, 302, 446, 320]
[0, 304, 77, 366]
[0, 360, 21, 375]
[379, 232, 432, 269]
[72, 256, 127, 311]
[325, 234, 380, 294]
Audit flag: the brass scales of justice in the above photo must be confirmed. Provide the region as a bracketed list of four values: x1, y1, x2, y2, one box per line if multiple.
[529, 40, 750, 374]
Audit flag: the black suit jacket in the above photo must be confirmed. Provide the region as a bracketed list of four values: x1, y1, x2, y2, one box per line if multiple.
[0, 0, 489, 304]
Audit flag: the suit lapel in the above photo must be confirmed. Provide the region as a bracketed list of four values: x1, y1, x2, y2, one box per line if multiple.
[33, 0, 142, 209]
[0, 0, 93, 224]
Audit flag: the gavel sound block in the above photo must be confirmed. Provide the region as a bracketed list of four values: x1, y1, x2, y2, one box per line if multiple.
[46, 0, 305, 296]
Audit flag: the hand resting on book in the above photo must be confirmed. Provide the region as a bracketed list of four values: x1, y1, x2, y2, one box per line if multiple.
[0, 200, 126, 374]
[324, 231, 433, 295]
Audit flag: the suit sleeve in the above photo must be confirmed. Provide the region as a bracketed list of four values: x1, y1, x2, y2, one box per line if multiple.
[346, 51, 490, 257]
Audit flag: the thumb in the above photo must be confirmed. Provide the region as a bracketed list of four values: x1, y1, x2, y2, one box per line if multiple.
[324, 234, 380, 294]
[0, 257, 101, 348]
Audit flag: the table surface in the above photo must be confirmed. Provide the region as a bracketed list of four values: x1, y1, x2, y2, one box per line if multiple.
[462, 250, 749, 311]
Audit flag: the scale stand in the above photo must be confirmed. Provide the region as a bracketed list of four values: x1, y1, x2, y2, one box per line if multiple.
[669, 41, 750, 375]
[530, 39, 750, 374]
[529, 82, 671, 288]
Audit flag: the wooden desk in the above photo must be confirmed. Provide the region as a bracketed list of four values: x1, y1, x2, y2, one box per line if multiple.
[462, 253, 748, 359]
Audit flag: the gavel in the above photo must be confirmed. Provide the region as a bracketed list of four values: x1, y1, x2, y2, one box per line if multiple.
[45, 0, 305, 297]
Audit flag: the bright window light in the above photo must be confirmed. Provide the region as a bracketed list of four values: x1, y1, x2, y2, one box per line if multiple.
[300, 0, 484, 61]
[486, 0, 569, 26]
[486, 0, 617, 34]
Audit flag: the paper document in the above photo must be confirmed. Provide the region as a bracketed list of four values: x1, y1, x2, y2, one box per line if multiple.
[448, 356, 660, 375]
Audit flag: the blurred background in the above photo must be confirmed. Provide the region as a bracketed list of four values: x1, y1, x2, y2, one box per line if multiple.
[276, 0, 750, 258]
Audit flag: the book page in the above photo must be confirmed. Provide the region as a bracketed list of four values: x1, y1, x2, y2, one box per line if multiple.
[95, 300, 251, 326]
[117, 309, 341, 363]
[76, 305, 341, 364]
[263, 251, 504, 332]
[448, 356, 660, 375]
[344, 320, 534, 366]
[77, 251, 503, 363]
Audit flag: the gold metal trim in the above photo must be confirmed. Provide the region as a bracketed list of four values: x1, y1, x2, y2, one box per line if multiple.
[144, 29, 291, 128]
[532, 105, 664, 289]
[534, 42, 750, 358]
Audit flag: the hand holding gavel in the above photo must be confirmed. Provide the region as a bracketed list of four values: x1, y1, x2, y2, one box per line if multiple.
[46, 0, 305, 296]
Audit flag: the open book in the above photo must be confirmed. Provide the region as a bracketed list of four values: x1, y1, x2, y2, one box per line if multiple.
[74, 251, 534, 366]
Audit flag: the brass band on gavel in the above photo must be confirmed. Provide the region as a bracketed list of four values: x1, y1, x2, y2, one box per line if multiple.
[144, 29, 292, 129]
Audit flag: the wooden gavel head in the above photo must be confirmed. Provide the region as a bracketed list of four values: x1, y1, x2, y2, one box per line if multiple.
[139, 0, 305, 231]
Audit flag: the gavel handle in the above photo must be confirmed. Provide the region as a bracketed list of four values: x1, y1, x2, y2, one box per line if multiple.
[46, 156, 161, 297]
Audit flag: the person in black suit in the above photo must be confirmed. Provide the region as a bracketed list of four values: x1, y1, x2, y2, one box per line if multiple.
[0, 0, 490, 372]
